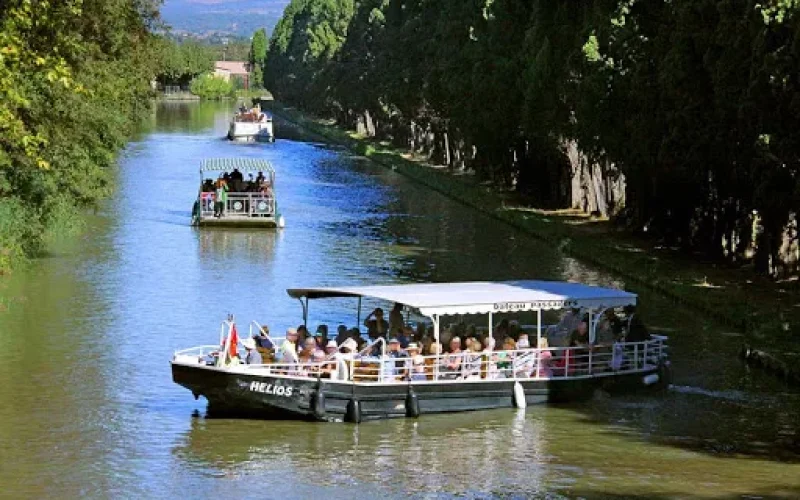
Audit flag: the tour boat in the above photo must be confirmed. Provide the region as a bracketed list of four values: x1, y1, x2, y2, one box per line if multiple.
[228, 107, 274, 142]
[171, 281, 671, 422]
[191, 158, 285, 228]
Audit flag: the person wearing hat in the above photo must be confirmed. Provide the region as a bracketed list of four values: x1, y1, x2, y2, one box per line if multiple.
[407, 343, 427, 381]
[324, 339, 339, 358]
[242, 338, 262, 365]
[339, 338, 358, 358]
[313, 324, 328, 349]
[384, 337, 408, 380]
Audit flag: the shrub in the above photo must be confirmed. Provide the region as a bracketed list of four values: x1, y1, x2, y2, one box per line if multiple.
[190, 73, 234, 100]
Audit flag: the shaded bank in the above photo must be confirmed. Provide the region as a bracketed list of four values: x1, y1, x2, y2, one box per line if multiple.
[266, 101, 800, 386]
[265, 0, 800, 279]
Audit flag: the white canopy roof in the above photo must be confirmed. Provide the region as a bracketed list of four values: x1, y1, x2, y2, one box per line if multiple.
[287, 280, 636, 317]
[200, 158, 274, 173]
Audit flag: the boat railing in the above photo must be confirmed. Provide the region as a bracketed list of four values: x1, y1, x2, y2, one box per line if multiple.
[178, 337, 668, 383]
[330, 337, 668, 383]
[172, 345, 225, 365]
[198, 192, 276, 218]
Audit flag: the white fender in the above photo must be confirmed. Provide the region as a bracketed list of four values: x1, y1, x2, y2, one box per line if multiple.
[513, 381, 527, 409]
[643, 373, 660, 386]
[278, 215, 286, 228]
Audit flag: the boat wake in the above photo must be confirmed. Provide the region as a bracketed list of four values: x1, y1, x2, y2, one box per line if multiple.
[669, 384, 759, 402]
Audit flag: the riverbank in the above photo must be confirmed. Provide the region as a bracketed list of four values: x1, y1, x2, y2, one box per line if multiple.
[267, 101, 800, 385]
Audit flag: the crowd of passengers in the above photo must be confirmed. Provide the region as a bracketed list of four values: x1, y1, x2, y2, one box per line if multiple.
[200, 168, 274, 217]
[235, 302, 654, 380]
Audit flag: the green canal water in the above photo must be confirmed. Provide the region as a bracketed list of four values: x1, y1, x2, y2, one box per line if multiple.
[1, 101, 798, 499]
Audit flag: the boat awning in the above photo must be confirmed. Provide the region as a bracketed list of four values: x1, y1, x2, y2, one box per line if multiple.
[200, 158, 275, 173]
[287, 280, 636, 317]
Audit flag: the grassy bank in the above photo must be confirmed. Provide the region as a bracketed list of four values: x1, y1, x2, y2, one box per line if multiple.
[267, 102, 800, 385]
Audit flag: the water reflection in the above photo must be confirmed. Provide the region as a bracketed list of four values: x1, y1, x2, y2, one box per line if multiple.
[3, 101, 800, 498]
[197, 228, 282, 262]
[174, 409, 550, 497]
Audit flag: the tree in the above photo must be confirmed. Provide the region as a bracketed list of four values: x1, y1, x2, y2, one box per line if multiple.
[250, 28, 268, 88]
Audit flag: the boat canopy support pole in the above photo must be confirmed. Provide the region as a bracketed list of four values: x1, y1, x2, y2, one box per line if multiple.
[432, 314, 440, 380]
[537, 309, 542, 348]
[356, 296, 362, 332]
[488, 312, 493, 352]
[298, 298, 308, 328]
[588, 308, 597, 344]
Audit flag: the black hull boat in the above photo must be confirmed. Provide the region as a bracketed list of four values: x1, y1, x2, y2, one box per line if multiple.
[172, 280, 672, 423]
[172, 362, 669, 422]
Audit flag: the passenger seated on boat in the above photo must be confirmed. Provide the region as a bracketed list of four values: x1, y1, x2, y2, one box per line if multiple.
[394, 327, 411, 349]
[231, 168, 244, 182]
[297, 325, 310, 347]
[496, 338, 516, 378]
[256, 171, 266, 186]
[254, 325, 275, 362]
[298, 338, 319, 365]
[242, 339, 262, 365]
[536, 338, 553, 378]
[405, 343, 426, 380]
[202, 179, 214, 192]
[548, 308, 581, 347]
[385, 338, 409, 380]
[313, 329, 325, 350]
[493, 319, 510, 344]
[310, 350, 327, 377]
[335, 324, 349, 345]
[482, 337, 500, 379]
[596, 309, 623, 345]
[513, 335, 535, 378]
[440, 337, 463, 380]
[568, 319, 590, 347]
[279, 328, 300, 364]
[462, 339, 484, 380]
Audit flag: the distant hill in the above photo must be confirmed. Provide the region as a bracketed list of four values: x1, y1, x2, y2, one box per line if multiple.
[160, 0, 290, 39]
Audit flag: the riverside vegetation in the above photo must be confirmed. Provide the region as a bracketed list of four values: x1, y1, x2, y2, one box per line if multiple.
[264, 0, 800, 279]
[0, 0, 162, 273]
[262, 0, 800, 380]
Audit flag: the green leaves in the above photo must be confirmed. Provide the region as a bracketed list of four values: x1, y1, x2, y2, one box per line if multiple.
[0, 0, 159, 272]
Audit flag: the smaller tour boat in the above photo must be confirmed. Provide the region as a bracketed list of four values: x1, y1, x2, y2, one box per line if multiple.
[228, 105, 274, 142]
[172, 281, 671, 422]
[191, 158, 285, 228]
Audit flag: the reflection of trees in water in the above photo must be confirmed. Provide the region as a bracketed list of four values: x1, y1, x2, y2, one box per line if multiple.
[153, 101, 229, 133]
[173, 410, 548, 496]
[198, 230, 280, 261]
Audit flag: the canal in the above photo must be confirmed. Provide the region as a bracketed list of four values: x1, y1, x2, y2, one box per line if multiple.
[1, 100, 798, 498]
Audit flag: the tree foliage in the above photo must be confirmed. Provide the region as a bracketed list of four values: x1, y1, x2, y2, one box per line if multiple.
[190, 72, 234, 99]
[0, 0, 160, 271]
[266, 0, 800, 276]
[250, 28, 268, 88]
[154, 38, 214, 86]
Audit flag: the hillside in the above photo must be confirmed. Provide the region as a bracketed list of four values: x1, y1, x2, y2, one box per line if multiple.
[160, 0, 290, 38]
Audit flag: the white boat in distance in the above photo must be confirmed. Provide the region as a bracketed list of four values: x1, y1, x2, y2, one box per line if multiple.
[171, 280, 671, 422]
[191, 158, 285, 228]
[228, 105, 274, 142]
